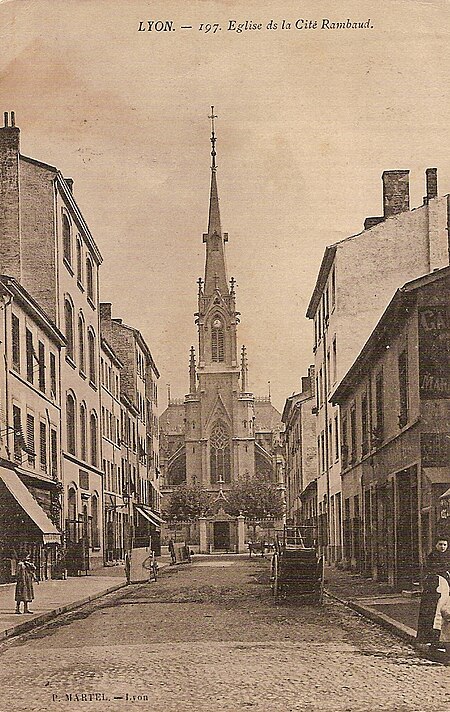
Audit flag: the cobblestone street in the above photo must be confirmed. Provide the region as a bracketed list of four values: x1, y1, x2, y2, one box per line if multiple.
[0, 556, 449, 712]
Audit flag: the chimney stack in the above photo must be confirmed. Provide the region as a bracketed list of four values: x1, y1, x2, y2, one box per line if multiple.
[0, 110, 21, 280]
[100, 302, 112, 323]
[425, 168, 438, 202]
[382, 170, 410, 218]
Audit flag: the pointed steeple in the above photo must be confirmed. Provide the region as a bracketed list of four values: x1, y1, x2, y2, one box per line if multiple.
[203, 107, 229, 297]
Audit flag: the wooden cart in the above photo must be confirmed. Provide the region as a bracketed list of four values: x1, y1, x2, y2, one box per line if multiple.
[270, 526, 324, 603]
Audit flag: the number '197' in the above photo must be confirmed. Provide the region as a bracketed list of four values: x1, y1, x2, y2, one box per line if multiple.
[198, 23, 221, 33]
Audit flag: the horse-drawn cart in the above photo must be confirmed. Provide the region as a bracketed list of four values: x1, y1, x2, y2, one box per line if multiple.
[270, 526, 324, 603]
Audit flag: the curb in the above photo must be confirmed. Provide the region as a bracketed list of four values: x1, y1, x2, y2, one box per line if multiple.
[325, 589, 417, 645]
[0, 561, 174, 643]
[0, 580, 128, 643]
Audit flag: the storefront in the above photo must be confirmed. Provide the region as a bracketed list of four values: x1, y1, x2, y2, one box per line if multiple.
[0, 466, 61, 582]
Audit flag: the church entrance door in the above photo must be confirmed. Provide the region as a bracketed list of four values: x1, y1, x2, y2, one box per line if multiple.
[213, 522, 230, 550]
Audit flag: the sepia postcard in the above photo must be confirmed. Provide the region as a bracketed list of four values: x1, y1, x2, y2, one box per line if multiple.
[0, 0, 449, 710]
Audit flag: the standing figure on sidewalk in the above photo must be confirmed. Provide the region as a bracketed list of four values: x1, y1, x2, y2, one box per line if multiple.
[416, 538, 450, 650]
[168, 539, 176, 565]
[15, 553, 36, 614]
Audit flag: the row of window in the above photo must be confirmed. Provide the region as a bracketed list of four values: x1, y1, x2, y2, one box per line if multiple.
[137, 350, 146, 380]
[65, 393, 99, 468]
[101, 406, 120, 446]
[341, 368, 387, 470]
[12, 404, 58, 477]
[66, 486, 100, 549]
[62, 212, 95, 304]
[314, 265, 336, 347]
[315, 335, 337, 409]
[64, 299, 97, 385]
[100, 357, 120, 398]
[317, 414, 340, 474]
[103, 458, 120, 494]
[11, 315, 58, 399]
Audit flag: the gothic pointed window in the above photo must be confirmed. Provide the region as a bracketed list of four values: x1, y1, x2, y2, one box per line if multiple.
[210, 420, 231, 484]
[211, 317, 224, 362]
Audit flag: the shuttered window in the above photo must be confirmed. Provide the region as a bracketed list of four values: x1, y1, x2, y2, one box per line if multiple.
[50, 353, 57, 399]
[26, 329, 34, 383]
[12, 314, 20, 371]
[38, 341, 45, 393]
[51, 428, 58, 479]
[39, 421, 47, 472]
[26, 413, 35, 466]
[13, 405, 22, 461]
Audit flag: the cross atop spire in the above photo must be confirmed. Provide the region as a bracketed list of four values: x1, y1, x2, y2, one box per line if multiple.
[209, 106, 218, 170]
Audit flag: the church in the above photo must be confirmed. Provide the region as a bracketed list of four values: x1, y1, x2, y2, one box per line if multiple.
[159, 111, 284, 552]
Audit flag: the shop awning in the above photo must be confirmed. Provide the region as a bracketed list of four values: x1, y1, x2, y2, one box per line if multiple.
[0, 466, 61, 544]
[135, 505, 164, 529]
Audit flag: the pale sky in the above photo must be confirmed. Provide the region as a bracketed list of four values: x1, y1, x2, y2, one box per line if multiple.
[1, 0, 450, 411]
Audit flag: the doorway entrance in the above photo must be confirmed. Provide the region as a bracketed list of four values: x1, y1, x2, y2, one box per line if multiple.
[213, 521, 230, 550]
[396, 466, 419, 586]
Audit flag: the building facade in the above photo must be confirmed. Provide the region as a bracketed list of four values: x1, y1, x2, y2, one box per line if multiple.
[159, 117, 283, 552]
[100, 305, 162, 554]
[100, 338, 125, 562]
[282, 367, 317, 527]
[0, 112, 163, 576]
[0, 277, 63, 582]
[332, 267, 450, 587]
[0, 111, 104, 570]
[306, 168, 450, 563]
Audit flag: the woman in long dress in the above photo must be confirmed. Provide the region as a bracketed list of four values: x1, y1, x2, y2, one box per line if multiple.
[15, 553, 36, 614]
[416, 538, 450, 650]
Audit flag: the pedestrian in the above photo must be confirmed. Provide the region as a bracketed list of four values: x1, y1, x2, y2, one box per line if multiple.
[439, 588, 450, 659]
[15, 553, 37, 614]
[168, 539, 176, 565]
[416, 538, 450, 651]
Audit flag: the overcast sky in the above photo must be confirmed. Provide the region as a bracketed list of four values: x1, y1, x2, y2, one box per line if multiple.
[1, 0, 450, 411]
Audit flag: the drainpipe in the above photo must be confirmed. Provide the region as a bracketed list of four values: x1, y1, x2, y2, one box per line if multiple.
[1, 290, 13, 461]
[322, 326, 331, 562]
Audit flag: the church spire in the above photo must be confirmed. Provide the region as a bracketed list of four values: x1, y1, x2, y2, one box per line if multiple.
[189, 345, 197, 394]
[203, 107, 229, 297]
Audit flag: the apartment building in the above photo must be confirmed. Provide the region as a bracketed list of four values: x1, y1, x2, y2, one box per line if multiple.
[332, 267, 450, 587]
[306, 168, 450, 562]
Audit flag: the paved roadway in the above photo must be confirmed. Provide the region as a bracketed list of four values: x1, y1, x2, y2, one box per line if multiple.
[0, 555, 449, 712]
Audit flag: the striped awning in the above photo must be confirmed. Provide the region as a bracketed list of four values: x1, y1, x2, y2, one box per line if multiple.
[135, 505, 164, 530]
[0, 466, 61, 544]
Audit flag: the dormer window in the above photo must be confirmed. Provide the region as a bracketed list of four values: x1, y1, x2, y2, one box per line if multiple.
[211, 317, 224, 362]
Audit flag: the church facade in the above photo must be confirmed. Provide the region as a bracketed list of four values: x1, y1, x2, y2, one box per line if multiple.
[159, 113, 284, 551]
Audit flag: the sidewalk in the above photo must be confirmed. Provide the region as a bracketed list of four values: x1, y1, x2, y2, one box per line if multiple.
[0, 555, 172, 642]
[324, 566, 420, 644]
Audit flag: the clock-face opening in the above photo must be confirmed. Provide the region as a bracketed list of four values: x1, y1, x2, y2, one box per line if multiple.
[212, 318, 222, 329]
